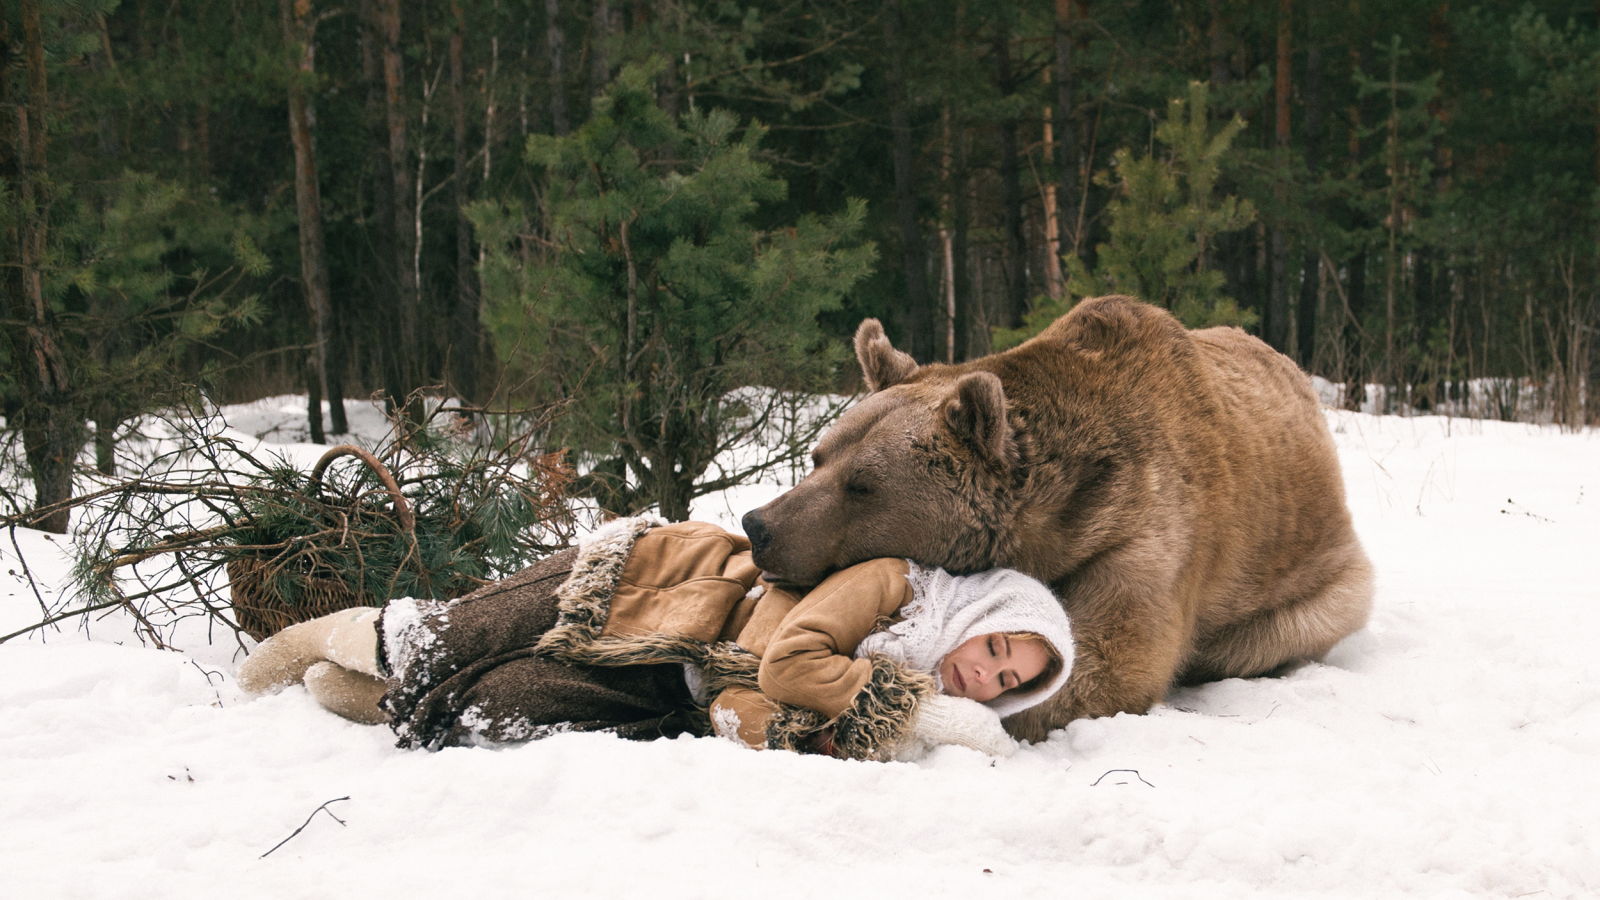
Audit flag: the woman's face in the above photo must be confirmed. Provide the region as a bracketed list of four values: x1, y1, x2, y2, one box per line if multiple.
[938, 633, 1049, 703]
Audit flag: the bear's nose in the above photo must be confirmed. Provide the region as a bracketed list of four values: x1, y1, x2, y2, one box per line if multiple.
[742, 510, 772, 556]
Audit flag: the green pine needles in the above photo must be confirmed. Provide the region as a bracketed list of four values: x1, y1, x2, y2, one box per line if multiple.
[472, 61, 875, 522]
[26, 399, 575, 649]
[995, 81, 1257, 351]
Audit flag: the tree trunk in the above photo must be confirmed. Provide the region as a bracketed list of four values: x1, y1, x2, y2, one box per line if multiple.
[1041, 71, 1064, 302]
[1053, 0, 1080, 261]
[305, 356, 326, 444]
[655, 459, 693, 523]
[656, 48, 680, 158]
[326, 320, 348, 433]
[519, 15, 531, 136]
[1345, 249, 1368, 410]
[374, 0, 421, 414]
[952, 125, 973, 362]
[360, 0, 407, 414]
[996, 21, 1027, 331]
[12, 0, 81, 533]
[1208, 0, 1230, 88]
[1384, 49, 1400, 401]
[1297, 31, 1323, 369]
[479, 5, 502, 392]
[589, 0, 610, 99]
[546, 0, 569, 136]
[2, 0, 20, 391]
[1594, 0, 1600, 424]
[939, 108, 957, 363]
[283, 0, 344, 441]
[883, 0, 934, 362]
[1414, 246, 1439, 406]
[82, 28, 141, 464]
[93, 407, 117, 476]
[449, 1, 482, 404]
[1266, 0, 1291, 353]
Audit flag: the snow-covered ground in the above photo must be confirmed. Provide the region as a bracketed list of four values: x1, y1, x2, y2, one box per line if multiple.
[2, 397, 1596, 899]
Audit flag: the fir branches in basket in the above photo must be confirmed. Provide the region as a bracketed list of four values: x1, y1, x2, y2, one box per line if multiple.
[11, 397, 575, 649]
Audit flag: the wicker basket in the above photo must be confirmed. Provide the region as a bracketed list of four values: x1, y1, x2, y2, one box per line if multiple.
[226, 444, 416, 642]
[226, 557, 376, 642]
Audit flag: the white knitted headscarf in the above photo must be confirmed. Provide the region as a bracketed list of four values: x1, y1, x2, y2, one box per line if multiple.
[854, 562, 1074, 718]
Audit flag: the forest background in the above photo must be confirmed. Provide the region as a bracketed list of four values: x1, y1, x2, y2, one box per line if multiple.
[3, 0, 1598, 532]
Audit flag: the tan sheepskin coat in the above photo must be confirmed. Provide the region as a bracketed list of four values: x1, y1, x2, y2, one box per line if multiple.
[535, 518, 933, 760]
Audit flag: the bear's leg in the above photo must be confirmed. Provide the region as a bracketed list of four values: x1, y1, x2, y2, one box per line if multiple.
[1009, 623, 1186, 741]
[1181, 549, 1374, 683]
[1003, 562, 1192, 742]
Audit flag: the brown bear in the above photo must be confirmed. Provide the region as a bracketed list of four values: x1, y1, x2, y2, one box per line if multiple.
[742, 295, 1373, 741]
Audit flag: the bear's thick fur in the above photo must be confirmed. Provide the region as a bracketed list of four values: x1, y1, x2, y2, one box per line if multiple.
[743, 295, 1373, 740]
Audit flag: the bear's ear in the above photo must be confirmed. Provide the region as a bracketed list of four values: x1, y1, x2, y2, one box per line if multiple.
[942, 372, 1013, 468]
[855, 319, 919, 392]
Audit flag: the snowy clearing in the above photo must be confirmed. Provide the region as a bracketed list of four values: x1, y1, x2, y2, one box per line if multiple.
[1, 398, 1597, 899]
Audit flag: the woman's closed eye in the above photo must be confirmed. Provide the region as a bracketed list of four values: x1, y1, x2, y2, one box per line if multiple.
[987, 635, 1016, 689]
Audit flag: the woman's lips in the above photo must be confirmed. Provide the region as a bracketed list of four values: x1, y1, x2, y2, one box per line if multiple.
[951, 667, 967, 694]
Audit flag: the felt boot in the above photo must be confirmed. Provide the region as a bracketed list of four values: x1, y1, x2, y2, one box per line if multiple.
[236, 606, 383, 694]
[304, 661, 391, 724]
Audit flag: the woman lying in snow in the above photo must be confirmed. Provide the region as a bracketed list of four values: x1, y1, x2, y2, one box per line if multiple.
[237, 517, 1073, 761]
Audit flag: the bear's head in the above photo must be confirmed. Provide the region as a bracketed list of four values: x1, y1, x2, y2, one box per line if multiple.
[742, 319, 1017, 586]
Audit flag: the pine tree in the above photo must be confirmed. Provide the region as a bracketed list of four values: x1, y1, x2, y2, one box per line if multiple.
[994, 81, 1256, 350]
[1352, 36, 1441, 404]
[0, 0, 264, 530]
[472, 62, 875, 521]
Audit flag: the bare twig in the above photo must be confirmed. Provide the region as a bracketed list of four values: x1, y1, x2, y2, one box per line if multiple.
[189, 659, 226, 706]
[7, 525, 54, 622]
[1090, 769, 1155, 788]
[259, 797, 350, 860]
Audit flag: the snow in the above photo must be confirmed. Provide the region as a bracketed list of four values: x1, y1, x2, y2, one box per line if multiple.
[3, 403, 1598, 898]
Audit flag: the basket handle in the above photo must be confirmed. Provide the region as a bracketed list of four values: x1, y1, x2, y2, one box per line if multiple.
[309, 444, 415, 534]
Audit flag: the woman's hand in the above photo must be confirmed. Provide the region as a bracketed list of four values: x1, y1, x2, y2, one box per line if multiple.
[903, 694, 1018, 757]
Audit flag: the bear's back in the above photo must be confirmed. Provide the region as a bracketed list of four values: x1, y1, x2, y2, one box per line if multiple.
[974, 296, 1358, 607]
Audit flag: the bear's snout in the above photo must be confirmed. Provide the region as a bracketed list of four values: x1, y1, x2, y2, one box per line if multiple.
[742, 509, 772, 558]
